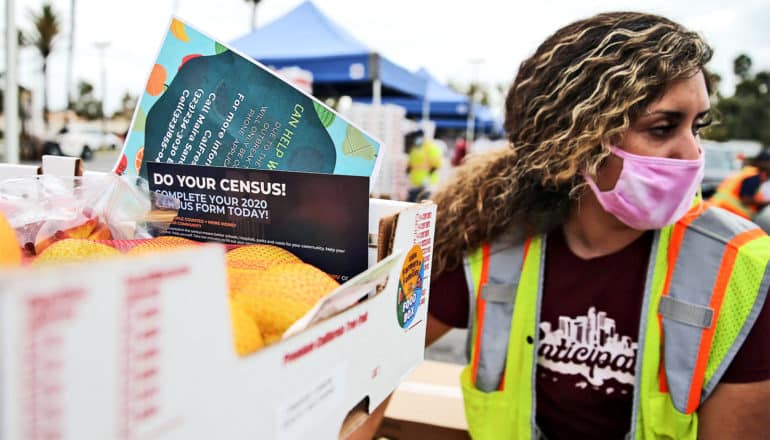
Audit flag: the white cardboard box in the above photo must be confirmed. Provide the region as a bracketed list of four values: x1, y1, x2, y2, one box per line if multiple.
[0, 198, 436, 440]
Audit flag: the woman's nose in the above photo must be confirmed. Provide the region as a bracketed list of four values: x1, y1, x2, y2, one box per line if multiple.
[672, 131, 702, 160]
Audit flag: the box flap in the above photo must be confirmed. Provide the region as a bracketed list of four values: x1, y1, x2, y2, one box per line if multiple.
[377, 212, 398, 262]
[41, 155, 83, 176]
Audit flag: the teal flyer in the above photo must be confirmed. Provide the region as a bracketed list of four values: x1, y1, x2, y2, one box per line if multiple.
[116, 18, 380, 181]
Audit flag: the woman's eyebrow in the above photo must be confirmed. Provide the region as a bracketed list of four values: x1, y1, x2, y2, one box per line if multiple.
[643, 108, 711, 119]
[642, 110, 682, 122]
[696, 109, 712, 119]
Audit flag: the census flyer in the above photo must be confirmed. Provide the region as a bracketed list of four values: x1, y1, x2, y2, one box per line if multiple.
[147, 162, 369, 282]
[116, 18, 381, 185]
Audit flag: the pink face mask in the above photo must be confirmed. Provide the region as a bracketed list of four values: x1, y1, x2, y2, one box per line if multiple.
[585, 146, 704, 230]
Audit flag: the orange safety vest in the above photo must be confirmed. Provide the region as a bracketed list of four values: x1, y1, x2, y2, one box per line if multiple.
[709, 166, 760, 219]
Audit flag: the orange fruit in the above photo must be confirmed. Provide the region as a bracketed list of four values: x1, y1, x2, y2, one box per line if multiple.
[34, 218, 98, 255]
[226, 244, 301, 270]
[126, 236, 199, 255]
[230, 297, 264, 356]
[33, 239, 121, 265]
[232, 263, 339, 338]
[0, 212, 22, 266]
[227, 266, 260, 297]
[262, 333, 283, 345]
[88, 223, 113, 241]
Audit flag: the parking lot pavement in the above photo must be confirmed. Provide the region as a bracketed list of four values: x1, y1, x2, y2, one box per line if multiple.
[425, 328, 467, 365]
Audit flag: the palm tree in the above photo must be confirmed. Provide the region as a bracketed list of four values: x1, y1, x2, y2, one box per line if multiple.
[245, 0, 263, 31]
[28, 3, 61, 128]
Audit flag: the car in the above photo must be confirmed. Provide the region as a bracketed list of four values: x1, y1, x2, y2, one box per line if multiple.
[701, 142, 742, 199]
[46, 125, 123, 160]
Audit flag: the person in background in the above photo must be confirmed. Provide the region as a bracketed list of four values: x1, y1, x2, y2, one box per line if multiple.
[709, 150, 770, 220]
[58, 116, 70, 135]
[406, 132, 443, 202]
[451, 137, 469, 167]
[352, 11, 770, 440]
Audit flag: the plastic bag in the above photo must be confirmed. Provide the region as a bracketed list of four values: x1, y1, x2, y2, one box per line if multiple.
[0, 174, 179, 256]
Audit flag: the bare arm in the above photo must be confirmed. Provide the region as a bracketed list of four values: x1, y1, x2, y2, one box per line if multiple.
[424, 312, 455, 346]
[345, 313, 454, 439]
[698, 380, 770, 439]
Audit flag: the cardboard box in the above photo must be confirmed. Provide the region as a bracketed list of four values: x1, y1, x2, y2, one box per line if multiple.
[377, 360, 470, 440]
[0, 198, 436, 439]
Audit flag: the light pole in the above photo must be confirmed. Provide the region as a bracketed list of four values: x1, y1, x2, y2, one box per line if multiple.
[67, 0, 76, 110]
[5, 0, 19, 163]
[94, 41, 110, 135]
[465, 59, 483, 151]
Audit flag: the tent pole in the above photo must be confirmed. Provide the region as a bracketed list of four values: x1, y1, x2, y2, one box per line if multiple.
[421, 97, 430, 124]
[466, 102, 475, 150]
[373, 78, 382, 107]
[465, 59, 482, 150]
[5, 0, 20, 164]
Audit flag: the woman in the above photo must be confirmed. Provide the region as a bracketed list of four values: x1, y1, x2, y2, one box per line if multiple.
[354, 11, 770, 440]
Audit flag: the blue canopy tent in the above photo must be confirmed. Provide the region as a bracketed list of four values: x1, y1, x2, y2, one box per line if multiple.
[356, 68, 470, 117]
[472, 105, 504, 135]
[231, 1, 426, 101]
[355, 69, 501, 135]
[422, 104, 503, 135]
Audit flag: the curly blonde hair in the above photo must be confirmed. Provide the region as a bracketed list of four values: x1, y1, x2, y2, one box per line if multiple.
[432, 12, 713, 277]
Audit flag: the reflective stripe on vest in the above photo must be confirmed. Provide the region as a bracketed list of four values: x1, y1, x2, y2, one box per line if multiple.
[659, 206, 770, 413]
[465, 239, 528, 392]
[462, 205, 770, 439]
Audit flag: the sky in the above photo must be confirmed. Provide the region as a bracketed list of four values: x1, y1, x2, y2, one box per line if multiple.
[5, 0, 770, 119]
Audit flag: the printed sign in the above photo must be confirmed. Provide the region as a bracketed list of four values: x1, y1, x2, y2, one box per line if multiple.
[396, 245, 425, 329]
[147, 162, 368, 282]
[116, 18, 381, 187]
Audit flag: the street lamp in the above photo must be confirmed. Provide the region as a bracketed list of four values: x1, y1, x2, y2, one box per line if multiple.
[5, 0, 19, 163]
[94, 41, 110, 136]
[67, 0, 76, 110]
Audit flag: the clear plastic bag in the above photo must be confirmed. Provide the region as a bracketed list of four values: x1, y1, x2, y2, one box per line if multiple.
[0, 174, 179, 256]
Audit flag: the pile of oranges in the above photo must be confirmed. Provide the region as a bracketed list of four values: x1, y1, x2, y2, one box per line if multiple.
[0, 213, 339, 357]
[227, 246, 340, 352]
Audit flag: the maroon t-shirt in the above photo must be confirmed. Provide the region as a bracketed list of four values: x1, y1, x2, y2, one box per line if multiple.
[429, 227, 770, 439]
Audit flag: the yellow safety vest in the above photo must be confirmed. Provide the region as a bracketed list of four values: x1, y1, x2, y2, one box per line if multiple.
[408, 141, 442, 187]
[461, 204, 770, 439]
[709, 166, 761, 219]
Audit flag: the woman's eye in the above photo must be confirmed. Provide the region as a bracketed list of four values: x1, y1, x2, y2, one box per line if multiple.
[692, 120, 712, 136]
[650, 125, 675, 137]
